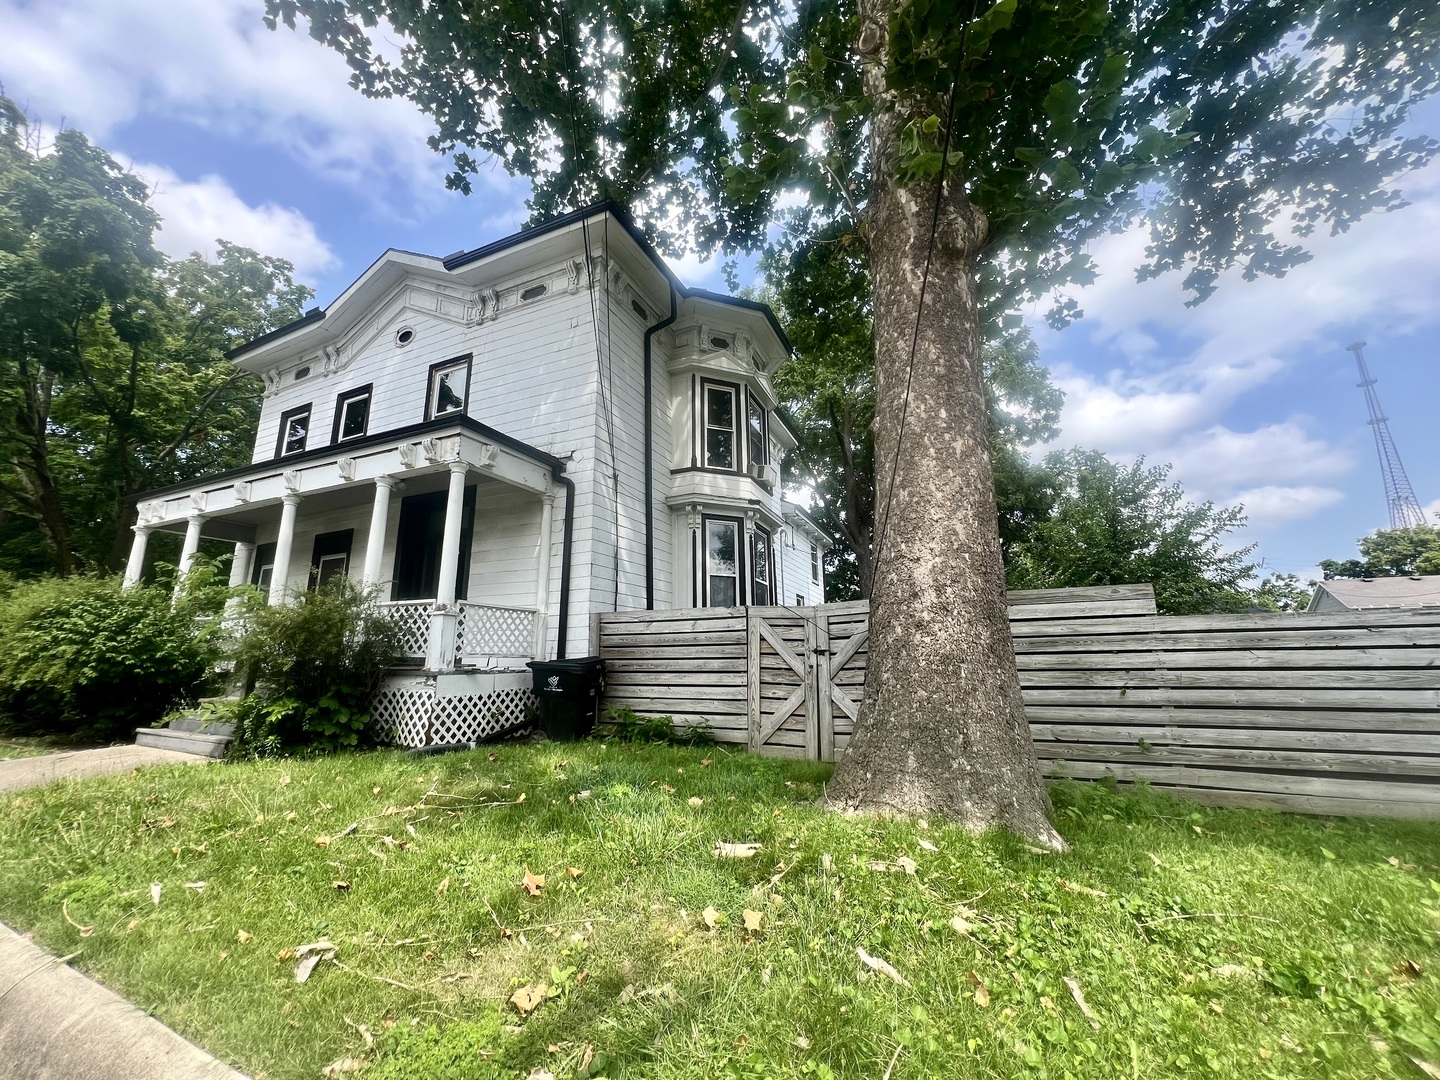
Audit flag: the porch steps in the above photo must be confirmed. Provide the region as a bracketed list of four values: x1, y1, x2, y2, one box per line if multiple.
[134, 711, 236, 759]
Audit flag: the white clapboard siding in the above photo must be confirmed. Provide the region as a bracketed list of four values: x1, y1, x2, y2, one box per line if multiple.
[598, 585, 1440, 820]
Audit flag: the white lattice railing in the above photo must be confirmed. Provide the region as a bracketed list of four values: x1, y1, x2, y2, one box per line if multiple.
[457, 602, 540, 662]
[378, 600, 433, 659]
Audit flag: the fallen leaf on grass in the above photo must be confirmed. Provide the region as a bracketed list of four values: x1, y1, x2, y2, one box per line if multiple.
[659, 783, 676, 793]
[150, 883, 162, 906]
[1063, 975, 1100, 1029]
[321, 1057, 367, 1075]
[687, 797, 703, 808]
[700, 758, 713, 767]
[1148, 852, 1162, 868]
[821, 854, 833, 872]
[435, 876, 449, 897]
[565, 867, 583, 879]
[283, 810, 297, 822]
[511, 983, 547, 1015]
[278, 774, 291, 786]
[968, 971, 990, 1007]
[237, 929, 253, 944]
[714, 842, 761, 859]
[126, 919, 140, 932]
[332, 881, 350, 892]
[184, 881, 206, 892]
[743, 909, 763, 932]
[702, 906, 724, 929]
[314, 836, 331, 848]
[857, 947, 908, 986]
[950, 915, 974, 935]
[1058, 879, 1107, 899]
[917, 839, 938, 853]
[295, 953, 324, 984]
[521, 868, 545, 896]
[896, 856, 917, 876]
[527, 1070, 555, 1080]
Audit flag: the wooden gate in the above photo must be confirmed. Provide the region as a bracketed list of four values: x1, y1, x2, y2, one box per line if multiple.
[746, 601, 869, 761]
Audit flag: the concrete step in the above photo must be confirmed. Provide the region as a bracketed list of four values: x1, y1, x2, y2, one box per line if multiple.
[134, 727, 232, 759]
[168, 714, 236, 737]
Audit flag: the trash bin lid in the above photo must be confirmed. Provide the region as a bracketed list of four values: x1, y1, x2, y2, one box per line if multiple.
[527, 656, 606, 674]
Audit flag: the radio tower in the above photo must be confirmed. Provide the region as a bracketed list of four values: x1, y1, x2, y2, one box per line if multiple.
[1347, 342, 1427, 529]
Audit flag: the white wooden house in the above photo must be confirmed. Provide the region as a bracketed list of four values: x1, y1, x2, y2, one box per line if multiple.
[126, 203, 828, 745]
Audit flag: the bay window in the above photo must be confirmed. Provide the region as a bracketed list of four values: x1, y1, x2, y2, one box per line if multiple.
[703, 516, 741, 607]
[702, 381, 738, 470]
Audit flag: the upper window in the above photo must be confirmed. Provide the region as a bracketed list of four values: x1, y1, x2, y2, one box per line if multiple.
[703, 382, 737, 471]
[747, 391, 767, 473]
[811, 541, 821, 584]
[427, 357, 470, 420]
[750, 527, 772, 606]
[704, 517, 740, 608]
[278, 404, 311, 457]
[334, 385, 372, 443]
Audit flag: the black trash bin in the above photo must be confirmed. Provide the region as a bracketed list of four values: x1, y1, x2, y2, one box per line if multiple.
[527, 657, 607, 741]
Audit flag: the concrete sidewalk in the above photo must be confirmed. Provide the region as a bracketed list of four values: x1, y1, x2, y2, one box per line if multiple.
[0, 745, 211, 794]
[0, 923, 247, 1079]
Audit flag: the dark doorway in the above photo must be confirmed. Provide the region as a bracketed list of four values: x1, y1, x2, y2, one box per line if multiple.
[391, 486, 476, 601]
[310, 529, 354, 589]
[251, 542, 277, 590]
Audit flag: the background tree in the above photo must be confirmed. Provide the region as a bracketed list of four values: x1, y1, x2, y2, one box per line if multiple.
[1319, 524, 1440, 579]
[0, 100, 312, 575]
[267, 0, 1440, 840]
[1006, 451, 1255, 614]
[1251, 572, 1315, 612]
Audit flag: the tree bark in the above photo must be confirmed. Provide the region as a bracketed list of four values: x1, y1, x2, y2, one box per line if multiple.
[825, 0, 1062, 848]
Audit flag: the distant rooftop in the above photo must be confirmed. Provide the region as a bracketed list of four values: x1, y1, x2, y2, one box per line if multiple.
[1308, 575, 1440, 612]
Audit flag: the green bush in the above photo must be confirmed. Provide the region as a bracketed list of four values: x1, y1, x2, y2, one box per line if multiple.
[0, 575, 221, 741]
[226, 579, 401, 756]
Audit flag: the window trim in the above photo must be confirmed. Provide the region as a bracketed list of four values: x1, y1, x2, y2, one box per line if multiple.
[701, 514, 745, 608]
[276, 403, 313, 458]
[746, 389, 767, 473]
[810, 541, 821, 584]
[424, 354, 474, 421]
[699, 378, 743, 474]
[331, 383, 374, 444]
[750, 524, 773, 607]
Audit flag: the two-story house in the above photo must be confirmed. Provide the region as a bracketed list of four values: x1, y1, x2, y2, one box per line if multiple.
[126, 202, 829, 746]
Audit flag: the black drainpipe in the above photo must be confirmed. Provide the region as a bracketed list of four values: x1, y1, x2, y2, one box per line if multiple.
[551, 466, 577, 658]
[643, 287, 679, 609]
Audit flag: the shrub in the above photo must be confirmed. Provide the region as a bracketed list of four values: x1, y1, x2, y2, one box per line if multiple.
[226, 579, 401, 756]
[0, 575, 221, 741]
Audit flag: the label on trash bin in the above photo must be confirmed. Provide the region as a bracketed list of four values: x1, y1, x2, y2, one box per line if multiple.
[544, 675, 561, 691]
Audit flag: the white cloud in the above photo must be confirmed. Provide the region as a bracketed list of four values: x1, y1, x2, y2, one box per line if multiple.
[138, 164, 338, 277]
[1229, 485, 1347, 529]
[0, 0, 519, 215]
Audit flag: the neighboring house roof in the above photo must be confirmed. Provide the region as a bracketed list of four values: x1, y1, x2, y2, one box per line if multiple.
[227, 199, 792, 363]
[781, 499, 833, 546]
[1307, 576, 1440, 611]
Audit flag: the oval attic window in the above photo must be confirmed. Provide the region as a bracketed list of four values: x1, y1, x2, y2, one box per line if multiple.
[709, 335, 731, 350]
[395, 327, 415, 347]
[520, 283, 547, 302]
[293, 365, 311, 380]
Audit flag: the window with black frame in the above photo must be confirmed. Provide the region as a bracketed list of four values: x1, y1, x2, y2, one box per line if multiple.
[703, 383, 737, 470]
[277, 404, 311, 457]
[704, 517, 740, 607]
[427, 358, 469, 419]
[334, 386, 371, 442]
[750, 526, 772, 606]
[747, 391, 766, 473]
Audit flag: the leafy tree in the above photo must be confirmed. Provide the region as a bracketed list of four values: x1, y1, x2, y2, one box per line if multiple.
[267, 0, 1440, 841]
[0, 100, 312, 574]
[1006, 451, 1256, 614]
[1319, 525, 1440, 579]
[1251, 572, 1315, 612]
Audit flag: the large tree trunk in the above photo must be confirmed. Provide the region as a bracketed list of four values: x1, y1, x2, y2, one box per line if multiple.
[825, 0, 1061, 848]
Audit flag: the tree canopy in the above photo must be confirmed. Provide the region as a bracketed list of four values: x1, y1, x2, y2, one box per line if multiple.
[0, 100, 313, 575]
[1320, 524, 1440, 579]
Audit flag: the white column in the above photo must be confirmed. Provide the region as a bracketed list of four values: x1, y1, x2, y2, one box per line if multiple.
[363, 476, 396, 588]
[268, 494, 301, 606]
[123, 526, 152, 589]
[435, 462, 468, 608]
[426, 462, 468, 671]
[229, 541, 256, 588]
[174, 514, 204, 599]
[532, 490, 556, 658]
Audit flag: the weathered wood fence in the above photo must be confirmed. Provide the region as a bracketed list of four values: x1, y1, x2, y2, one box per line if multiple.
[597, 584, 1440, 820]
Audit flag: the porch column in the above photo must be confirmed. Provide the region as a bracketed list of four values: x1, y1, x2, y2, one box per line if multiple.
[532, 490, 556, 658]
[426, 461, 468, 670]
[123, 526, 152, 589]
[228, 541, 256, 588]
[268, 493, 302, 606]
[174, 514, 205, 599]
[362, 476, 396, 588]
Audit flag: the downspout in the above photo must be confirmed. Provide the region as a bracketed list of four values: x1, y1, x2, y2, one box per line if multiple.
[551, 467, 577, 658]
[643, 287, 679, 609]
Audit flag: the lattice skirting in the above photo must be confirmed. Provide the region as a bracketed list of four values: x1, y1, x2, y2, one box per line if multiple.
[373, 673, 537, 747]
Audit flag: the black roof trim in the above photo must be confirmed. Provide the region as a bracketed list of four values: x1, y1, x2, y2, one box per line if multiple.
[136, 414, 564, 500]
[225, 200, 792, 361]
[226, 307, 325, 360]
[771, 404, 801, 444]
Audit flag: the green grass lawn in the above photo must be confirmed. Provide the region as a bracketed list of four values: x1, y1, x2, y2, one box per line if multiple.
[0, 742, 1437, 1080]
[0, 734, 103, 760]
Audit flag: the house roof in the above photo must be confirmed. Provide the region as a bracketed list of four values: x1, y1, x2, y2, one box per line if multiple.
[781, 499, 833, 546]
[1308, 576, 1440, 610]
[227, 200, 792, 363]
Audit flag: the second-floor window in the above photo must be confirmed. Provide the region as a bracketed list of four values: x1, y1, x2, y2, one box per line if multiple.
[703, 381, 737, 470]
[427, 357, 470, 419]
[811, 541, 821, 583]
[278, 404, 311, 457]
[334, 385, 372, 442]
[747, 391, 766, 473]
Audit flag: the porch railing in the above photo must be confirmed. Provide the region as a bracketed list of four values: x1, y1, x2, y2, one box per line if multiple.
[377, 600, 541, 667]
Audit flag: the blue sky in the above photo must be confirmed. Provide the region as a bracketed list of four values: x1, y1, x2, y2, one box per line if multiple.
[5, 0, 1438, 580]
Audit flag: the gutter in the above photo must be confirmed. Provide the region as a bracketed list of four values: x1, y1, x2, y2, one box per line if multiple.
[551, 466, 577, 658]
[643, 287, 679, 609]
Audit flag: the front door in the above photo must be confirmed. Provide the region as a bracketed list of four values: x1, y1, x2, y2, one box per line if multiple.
[391, 487, 476, 601]
[310, 529, 354, 589]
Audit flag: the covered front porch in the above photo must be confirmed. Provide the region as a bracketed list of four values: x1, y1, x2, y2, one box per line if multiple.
[128, 419, 569, 676]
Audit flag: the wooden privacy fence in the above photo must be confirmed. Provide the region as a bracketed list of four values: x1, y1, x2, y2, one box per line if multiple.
[597, 584, 1440, 820]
